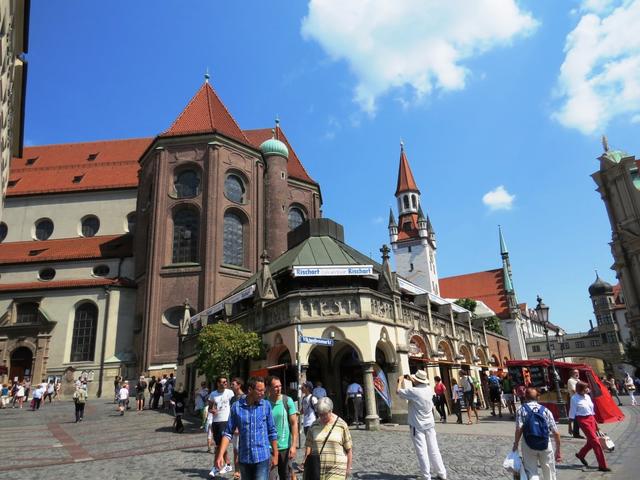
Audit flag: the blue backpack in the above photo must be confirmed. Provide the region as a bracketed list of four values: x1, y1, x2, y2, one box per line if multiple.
[522, 404, 549, 451]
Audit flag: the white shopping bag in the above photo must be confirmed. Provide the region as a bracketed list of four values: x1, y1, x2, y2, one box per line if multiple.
[503, 450, 522, 474]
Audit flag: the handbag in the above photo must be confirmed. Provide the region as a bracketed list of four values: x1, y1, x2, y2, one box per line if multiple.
[597, 431, 615, 452]
[303, 417, 339, 480]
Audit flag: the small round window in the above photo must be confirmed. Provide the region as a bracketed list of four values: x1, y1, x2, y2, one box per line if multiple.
[81, 215, 100, 237]
[224, 174, 245, 203]
[0, 222, 7, 243]
[35, 218, 54, 240]
[38, 268, 56, 281]
[92, 265, 110, 277]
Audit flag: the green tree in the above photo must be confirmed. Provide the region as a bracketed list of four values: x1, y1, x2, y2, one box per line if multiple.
[484, 316, 503, 335]
[195, 321, 262, 381]
[454, 298, 477, 313]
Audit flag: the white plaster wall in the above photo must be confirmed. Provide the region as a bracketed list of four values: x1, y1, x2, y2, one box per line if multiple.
[614, 309, 632, 344]
[0, 257, 135, 284]
[2, 189, 137, 241]
[502, 318, 528, 360]
[393, 242, 438, 294]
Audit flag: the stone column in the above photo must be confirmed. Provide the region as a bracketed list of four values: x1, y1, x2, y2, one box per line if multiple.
[362, 362, 380, 430]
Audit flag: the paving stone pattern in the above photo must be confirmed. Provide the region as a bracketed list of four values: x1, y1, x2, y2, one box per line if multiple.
[1, 398, 638, 479]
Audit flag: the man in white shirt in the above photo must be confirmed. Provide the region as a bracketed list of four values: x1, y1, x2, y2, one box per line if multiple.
[312, 381, 327, 399]
[208, 376, 235, 477]
[118, 382, 129, 416]
[397, 370, 446, 480]
[31, 384, 44, 410]
[301, 381, 318, 434]
[345, 380, 363, 426]
[566, 369, 583, 438]
[513, 387, 561, 480]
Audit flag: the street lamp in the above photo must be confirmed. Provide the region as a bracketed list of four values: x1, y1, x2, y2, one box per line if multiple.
[536, 295, 568, 423]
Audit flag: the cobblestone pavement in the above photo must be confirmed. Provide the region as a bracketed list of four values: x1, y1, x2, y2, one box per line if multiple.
[1, 398, 638, 479]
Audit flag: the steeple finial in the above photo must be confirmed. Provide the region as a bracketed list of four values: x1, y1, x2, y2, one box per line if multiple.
[595, 269, 599, 279]
[380, 244, 391, 261]
[400, 138, 404, 151]
[602, 135, 609, 152]
[499, 225, 508, 255]
[275, 116, 280, 140]
[204, 67, 210, 83]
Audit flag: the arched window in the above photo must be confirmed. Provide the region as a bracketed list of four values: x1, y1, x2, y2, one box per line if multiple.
[403, 195, 409, 209]
[16, 303, 39, 323]
[70, 303, 98, 362]
[223, 212, 244, 266]
[0, 222, 7, 242]
[163, 306, 195, 329]
[81, 216, 100, 237]
[35, 218, 54, 240]
[126, 212, 136, 234]
[38, 268, 56, 281]
[174, 169, 201, 198]
[288, 207, 305, 231]
[411, 195, 417, 208]
[224, 174, 245, 203]
[172, 208, 199, 263]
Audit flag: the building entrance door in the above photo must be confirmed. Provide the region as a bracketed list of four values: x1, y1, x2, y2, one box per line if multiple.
[10, 347, 33, 382]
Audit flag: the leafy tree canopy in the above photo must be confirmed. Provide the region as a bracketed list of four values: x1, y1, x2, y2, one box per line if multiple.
[195, 322, 262, 381]
[454, 298, 477, 314]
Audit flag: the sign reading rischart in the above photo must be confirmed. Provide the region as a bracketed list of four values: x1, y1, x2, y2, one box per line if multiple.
[292, 265, 373, 277]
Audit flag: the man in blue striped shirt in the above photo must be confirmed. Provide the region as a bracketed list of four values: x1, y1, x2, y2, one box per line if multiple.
[215, 376, 278, 480]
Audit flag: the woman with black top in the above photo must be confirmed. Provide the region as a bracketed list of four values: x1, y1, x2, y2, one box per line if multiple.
[171, 384, 187, 433]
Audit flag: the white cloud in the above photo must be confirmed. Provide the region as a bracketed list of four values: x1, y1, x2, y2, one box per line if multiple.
[301, 0, 538, 114]
[553, 0, 640, 134]
[482, 185, 515, 211]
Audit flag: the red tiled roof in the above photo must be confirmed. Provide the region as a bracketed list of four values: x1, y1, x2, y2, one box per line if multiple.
[0, 278, 135, 293]
[439, 268, 510, 319]
[161, 82, 249, 144]
[244, 127, 317, 185]
[395, 146, 420, 195]
[0, 235, 132, 265]
[9, 138, 152, 196]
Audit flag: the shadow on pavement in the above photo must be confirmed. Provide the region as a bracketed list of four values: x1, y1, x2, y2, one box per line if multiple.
[175, 467, 211, 478]
[353, 473, 417, 479]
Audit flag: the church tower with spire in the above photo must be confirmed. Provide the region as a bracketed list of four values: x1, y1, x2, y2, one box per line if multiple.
[388, 142, 439, 294]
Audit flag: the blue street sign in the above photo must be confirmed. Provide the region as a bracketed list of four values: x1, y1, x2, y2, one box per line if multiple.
[299, 335, 334, 346]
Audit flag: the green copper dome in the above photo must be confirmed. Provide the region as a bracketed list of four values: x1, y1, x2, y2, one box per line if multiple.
[260, 138, 289, 159]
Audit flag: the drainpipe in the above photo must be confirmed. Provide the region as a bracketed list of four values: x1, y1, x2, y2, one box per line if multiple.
[97, 285, 113, 398]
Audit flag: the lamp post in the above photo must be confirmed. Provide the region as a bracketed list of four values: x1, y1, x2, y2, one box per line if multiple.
[536, 295, 568, 423]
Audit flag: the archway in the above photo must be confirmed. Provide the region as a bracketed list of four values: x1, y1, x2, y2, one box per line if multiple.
[438, 340, 453, 362]
[10, 347, 33, 382]
[334, 344, 363, 421]
[408, 334, 429, 373]
[476, 348, 488, 367]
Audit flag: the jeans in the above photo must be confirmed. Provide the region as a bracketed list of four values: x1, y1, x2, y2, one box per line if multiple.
[239, 459, 271, 480]
[434, 394, 447, 421]
[75, 402, 85, 422]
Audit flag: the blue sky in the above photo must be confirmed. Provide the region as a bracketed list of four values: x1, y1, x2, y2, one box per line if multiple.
[25, 1, 640, 333]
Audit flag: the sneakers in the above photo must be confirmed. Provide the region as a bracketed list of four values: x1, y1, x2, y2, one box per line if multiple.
[221, 465, 233, 474]
[209, 466, 218, 478]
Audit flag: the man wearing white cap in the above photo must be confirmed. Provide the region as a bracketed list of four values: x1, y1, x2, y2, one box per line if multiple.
[397, 370, 446, 480]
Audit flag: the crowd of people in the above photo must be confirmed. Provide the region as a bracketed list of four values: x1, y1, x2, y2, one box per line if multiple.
[1, 377, 62, 410]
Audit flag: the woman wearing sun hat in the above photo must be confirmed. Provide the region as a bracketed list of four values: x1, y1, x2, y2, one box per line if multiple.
[396, 370, 447, 480]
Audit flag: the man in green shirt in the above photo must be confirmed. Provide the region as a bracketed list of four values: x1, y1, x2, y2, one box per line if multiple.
[502, 373, 516, 419]
[267, 376, 298, 480]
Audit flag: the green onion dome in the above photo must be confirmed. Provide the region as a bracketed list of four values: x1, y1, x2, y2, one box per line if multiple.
[260, 138, 289, 159]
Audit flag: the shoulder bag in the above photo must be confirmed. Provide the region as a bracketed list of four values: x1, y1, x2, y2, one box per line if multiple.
[303, 417, 339, 480]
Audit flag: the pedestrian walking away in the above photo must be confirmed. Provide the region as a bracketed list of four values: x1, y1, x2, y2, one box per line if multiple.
[118, 381, 130, 415]
[512, 387, 561, 480]
[113, 375, 122, 404]
[303, 397, 353, 480]
[215, 376, 278, 480]
[14, 382, 25, 408]
[502, 373, 516, 419]
[345, 380, 363, 427]
[171, 383, 187, 433]
[43, 380, 54, 403]
[301, 381, 319, 435]
[73, 383, 87, 422]
[396, 370, 447, 480]
[312, 381, 327, 399]
[605, 374, 622, 406]
[31, 383, 44, 410]
[433, 376, 447, 423]
[570, 381, 611, 472]
[487, 370, 502, 417]
[136, 375, 147, 411]
[152, 378, 163, 410]
[266, 375, 299, 480]
[208, 376, 235, 477]
[567, 369, 584, 438]
[460, 371, 479, 424]
[624, 372, 636, 406]
[450, 379, 463, 424]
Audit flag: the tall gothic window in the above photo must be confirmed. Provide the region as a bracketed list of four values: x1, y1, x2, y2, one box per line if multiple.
[172, 207, 199, 263]
[288, 207, 305, 231]
[224, 174, 245, 203]
[223, 212, 244, 266]
[16, 303, 39, 323]
[174, 169, 201, 198]
[70, 303, 98, 362]
[403, 195, 409, 209]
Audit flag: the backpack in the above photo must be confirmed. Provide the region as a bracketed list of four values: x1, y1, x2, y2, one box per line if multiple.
[522, 404, 549, 451]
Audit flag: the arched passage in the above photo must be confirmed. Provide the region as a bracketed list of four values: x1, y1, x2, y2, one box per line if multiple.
[10, 346, 33, 381]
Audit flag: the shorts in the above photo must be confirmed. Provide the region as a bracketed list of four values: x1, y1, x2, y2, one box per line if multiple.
[463, 391, 474, 405]
[213, 421, 227, 444]
[136, 392, 145, 401]
[118, 399, 128, 407]
[489, 388, 501, 403]
[503, 393, 514, 403]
